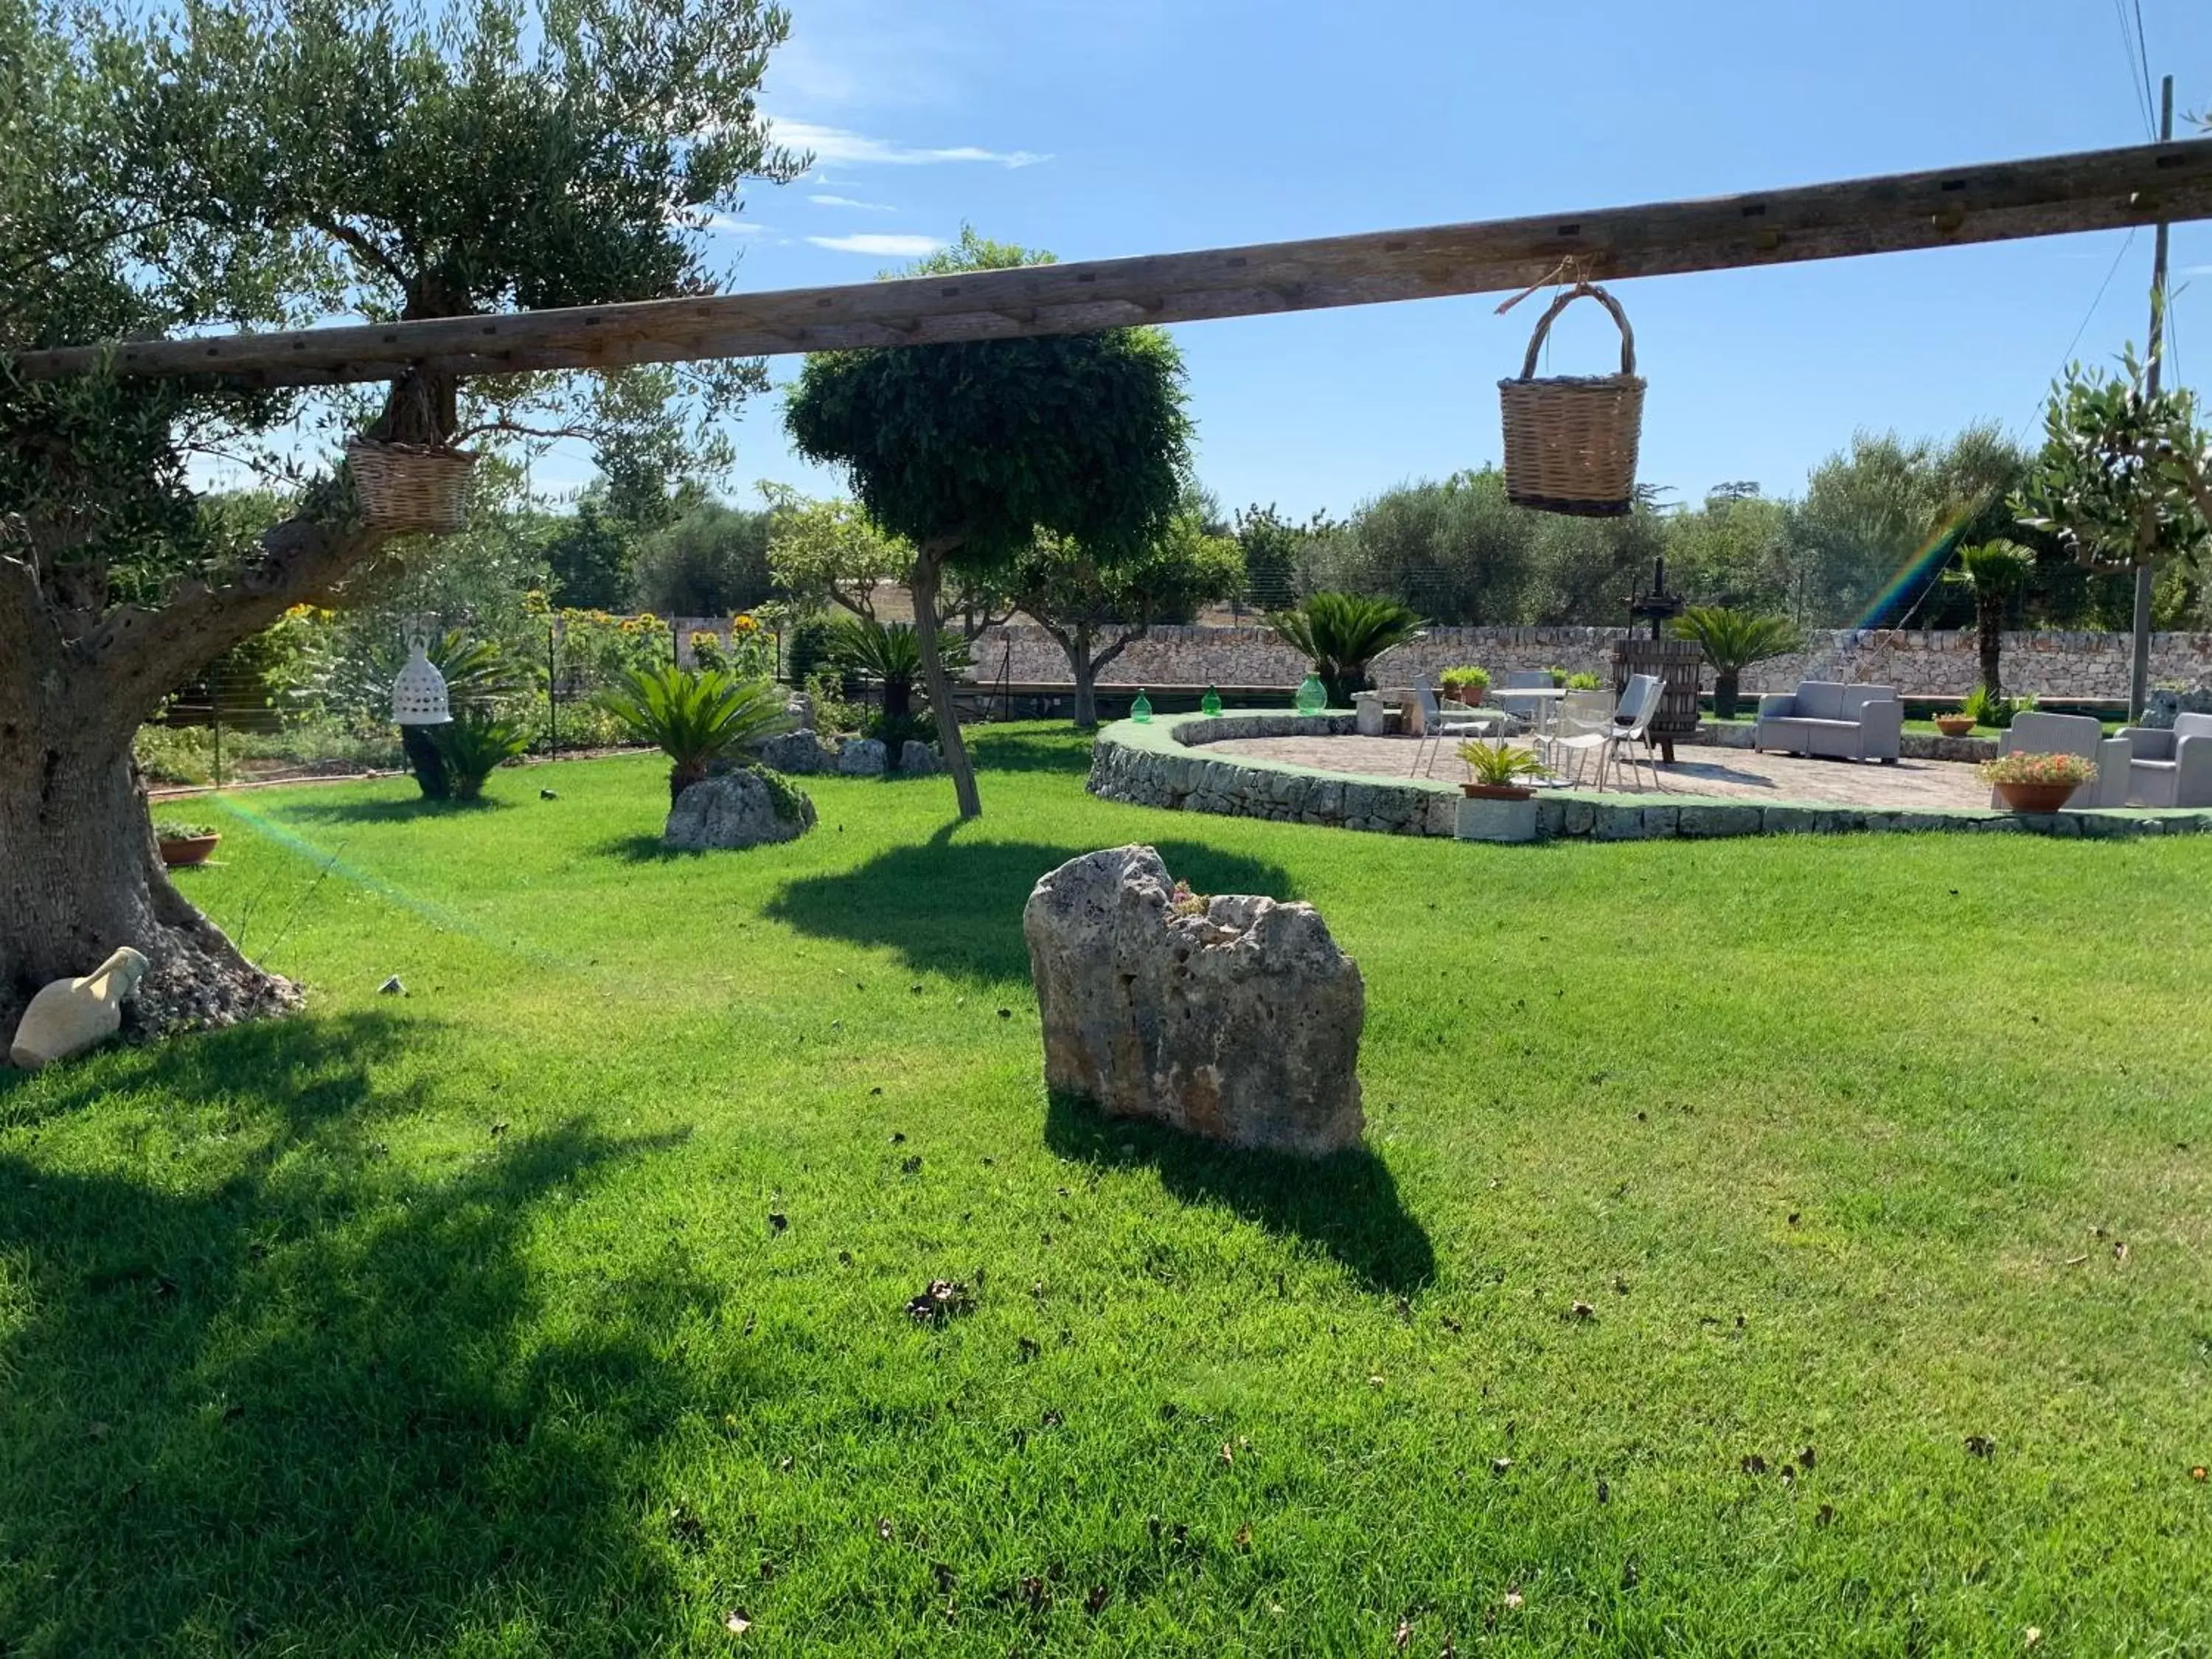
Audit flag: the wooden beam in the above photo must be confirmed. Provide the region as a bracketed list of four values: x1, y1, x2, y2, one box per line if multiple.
[15, 137, 2212, 388]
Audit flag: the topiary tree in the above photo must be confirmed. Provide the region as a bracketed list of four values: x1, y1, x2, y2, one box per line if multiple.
[782, 232, 1192, 817]
[1009, 511, 1243, 728]
[2015, 347, 2212, 716]
[0, 0, 799, 1034]
[1264, 592, 1425, 709]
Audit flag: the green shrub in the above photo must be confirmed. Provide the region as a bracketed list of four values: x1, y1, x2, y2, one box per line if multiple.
[429, 709, 532, 801]
[1439, 665, 1491, 689]
[1962, 684, 2035, 730]
[601, 664, 793, 804]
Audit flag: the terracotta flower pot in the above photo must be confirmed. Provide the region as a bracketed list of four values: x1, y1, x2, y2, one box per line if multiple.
[159, 833, 221, 867]
[1462, 782, 1534, 801]
[1993, 781, 2075, 813]
[1935, 715, 1975, 737]
[1455, 685, 1486, 706]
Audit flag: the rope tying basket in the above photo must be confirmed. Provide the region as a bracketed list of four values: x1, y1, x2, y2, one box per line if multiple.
[345, 439, 476, 535]
[1498, 282, 1645, 518]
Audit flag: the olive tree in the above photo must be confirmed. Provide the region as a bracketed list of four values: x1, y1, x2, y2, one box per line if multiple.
[782, 234, 1192, 816]
[0, 0, 799, 1034]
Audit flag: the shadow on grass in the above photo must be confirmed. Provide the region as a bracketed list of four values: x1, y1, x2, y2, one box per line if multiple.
[271, 793, 514, 826]
[765, 824, 1296, 982]
[0, 1007, 742, 1654]
[962, 728, 1097, 775]
[1045, 1089, 1436, 1295]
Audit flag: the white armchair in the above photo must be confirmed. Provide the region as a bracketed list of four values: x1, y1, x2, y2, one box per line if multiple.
[2115, 712, 2212, 807]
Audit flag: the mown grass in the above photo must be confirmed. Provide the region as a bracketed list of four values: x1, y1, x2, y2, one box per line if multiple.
[4, 723, 2209, 1656]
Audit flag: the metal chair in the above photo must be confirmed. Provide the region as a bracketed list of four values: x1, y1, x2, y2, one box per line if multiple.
[1410, 681, 1506, 779]
[1554, 673, 1662, 791]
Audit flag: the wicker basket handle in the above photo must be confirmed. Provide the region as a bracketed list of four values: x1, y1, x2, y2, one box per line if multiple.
[1517, 282, 1637, 380]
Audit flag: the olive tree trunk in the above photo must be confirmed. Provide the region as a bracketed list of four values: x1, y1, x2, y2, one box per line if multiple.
[1, 504, 392, 1039]
[908, 541, 981, 818]
[1976, 592, 2004, 700]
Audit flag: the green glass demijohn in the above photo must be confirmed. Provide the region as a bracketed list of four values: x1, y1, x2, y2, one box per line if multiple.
[1130, 689, 1152, 723]
[1294, 673, 1326, 714]
[1201, 684, 1222, 717]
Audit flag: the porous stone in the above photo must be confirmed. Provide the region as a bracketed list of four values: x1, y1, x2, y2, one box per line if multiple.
[752, 729, 831, 774]
[663, 771, 815, 851]
[898, 740, 943, 775]
[835, 737, 888, 776]
[1677, 803, 1763, 838]
[1022, 844, 1365, 1157]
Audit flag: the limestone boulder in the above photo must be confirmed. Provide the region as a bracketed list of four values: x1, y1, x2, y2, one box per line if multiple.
[1022, 844, 1364, 1155]
[752, 729, 830, 774]
[897, 740, 942, 776]
[664, 771, 815, 851]
[836, 737, 888, 776]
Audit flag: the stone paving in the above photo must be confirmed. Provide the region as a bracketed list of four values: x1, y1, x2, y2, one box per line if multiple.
[1205, 733, 1996, 810]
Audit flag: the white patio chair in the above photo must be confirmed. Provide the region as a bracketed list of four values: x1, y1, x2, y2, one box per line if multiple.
[1410, 681, 1506, 779]
[1544, 687, 1615, 783]
[1554, 673, 1662, 792]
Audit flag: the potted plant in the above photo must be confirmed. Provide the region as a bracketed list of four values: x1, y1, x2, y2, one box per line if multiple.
[157, 821, 222, 866]
[1979, 750, 2093, 813]
[1439, 665, 1492, 706]
[1671, 605, 1804, 721]
[1934, 710, 1976, 737]
[1563, 671, 1604, 691]
[1456, 740, 1548, 799]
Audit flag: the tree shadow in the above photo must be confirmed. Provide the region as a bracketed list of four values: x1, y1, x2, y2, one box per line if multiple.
[763, 824, 1298, 983]
[1044, 1089, 1436, 1295]
[962, 728, 1097, 775]
[0, 1009, 754, 1654]
[274, 793, 515, 825]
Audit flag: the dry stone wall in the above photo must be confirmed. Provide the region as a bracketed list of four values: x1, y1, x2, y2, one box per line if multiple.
[970, 622, 2212, 701]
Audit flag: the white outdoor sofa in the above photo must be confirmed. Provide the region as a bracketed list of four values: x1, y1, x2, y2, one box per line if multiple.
[1753, 681, 1903, 763]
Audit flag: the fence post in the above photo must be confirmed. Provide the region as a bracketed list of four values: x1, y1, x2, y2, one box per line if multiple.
[546, 621, 560, 754]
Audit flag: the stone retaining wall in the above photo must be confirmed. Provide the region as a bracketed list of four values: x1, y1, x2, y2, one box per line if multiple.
[975, 622, 2212, 702]
[1087, 712, 2212, 843]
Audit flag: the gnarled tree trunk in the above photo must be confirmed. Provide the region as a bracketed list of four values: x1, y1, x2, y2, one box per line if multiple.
[909, 541, 979, 818]
[1, 498, 394, 1041]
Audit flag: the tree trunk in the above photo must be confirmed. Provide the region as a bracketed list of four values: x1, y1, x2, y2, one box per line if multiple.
[0, 700, 294, 1040]
[909, 545, 980, 818]
[1713, 672, 1742, 721]
[1977, 594, 2003, 700]
[1067, 629, 1100, 731]
[401, 723, 451, 799]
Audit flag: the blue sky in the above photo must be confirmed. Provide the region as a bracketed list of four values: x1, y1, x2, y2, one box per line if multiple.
[589, 0, 2212, 518]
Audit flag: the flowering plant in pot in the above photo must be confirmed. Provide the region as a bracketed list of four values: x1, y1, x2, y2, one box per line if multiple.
[156, 821, 222, 866]
[1934, 710, 1976, 737]
[1439, 665, 1492, 706]
[1456, 740, 1548, 799]
[1978, 750, 2093, 813]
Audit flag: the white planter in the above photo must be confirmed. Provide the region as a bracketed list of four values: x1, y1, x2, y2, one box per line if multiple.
[1455, 794, 1538, 843]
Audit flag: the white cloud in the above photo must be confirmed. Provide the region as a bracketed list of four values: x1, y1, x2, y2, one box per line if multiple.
[773, 118, 1048, 169]
[695, 212, 775, 237]
[805, 232, 947, 257]
[810, 192, 895, 212]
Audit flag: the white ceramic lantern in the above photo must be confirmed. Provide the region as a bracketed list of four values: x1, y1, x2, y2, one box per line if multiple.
[392, 637, 452, 726]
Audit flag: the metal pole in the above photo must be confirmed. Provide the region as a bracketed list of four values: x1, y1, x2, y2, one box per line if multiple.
[546, 622, 560, 754]
[2129, 74, 2174, 723]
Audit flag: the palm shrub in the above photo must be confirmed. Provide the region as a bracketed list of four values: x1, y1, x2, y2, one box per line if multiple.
[428, 709, 530, 801]
[829, 616, 969, 732]
[1671, 605, 1804, 720]
[1944, 540, 2035, 701]
[1265, 592, 1425, 708]
[405, 630, 528, 800]
[601, 664, 793, 806]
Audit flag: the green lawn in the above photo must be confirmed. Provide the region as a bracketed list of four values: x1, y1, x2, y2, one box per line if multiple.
[5, 724, 2210, 1656]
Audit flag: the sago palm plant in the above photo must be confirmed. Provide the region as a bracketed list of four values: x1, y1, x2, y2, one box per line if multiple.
[828, 616, 970, 724]
[1671, 605, 1804, 720]
[1264, 592, 1425, 708]
[602, 664, 792, 805]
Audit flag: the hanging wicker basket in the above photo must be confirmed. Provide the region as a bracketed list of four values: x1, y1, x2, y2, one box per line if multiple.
[345, 439, 476, 535]
[1498, 282, 1646, 518]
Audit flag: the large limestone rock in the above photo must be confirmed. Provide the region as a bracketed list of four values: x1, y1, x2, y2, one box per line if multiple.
[897, 740, 942, 776]
[10, 946, 148, 1070]
[836, 737, 888, 776]
[1022, 845, 1364, 1155]
[664, 771, 815, 851]
[752, 729, 830, 774]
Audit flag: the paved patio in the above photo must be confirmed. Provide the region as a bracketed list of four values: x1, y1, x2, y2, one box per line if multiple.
[1204, 732, 1994, 810]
